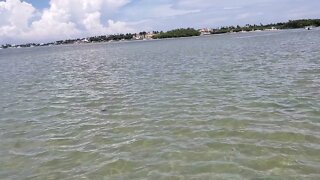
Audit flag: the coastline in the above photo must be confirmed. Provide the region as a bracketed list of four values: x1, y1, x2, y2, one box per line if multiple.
[1, 26, 318, 50]
[0, 29, 298, 51]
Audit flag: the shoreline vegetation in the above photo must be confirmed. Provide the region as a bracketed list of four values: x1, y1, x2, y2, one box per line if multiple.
[1, 19, 319, 49]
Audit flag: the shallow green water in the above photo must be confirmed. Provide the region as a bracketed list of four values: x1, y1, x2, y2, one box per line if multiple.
[0, 29, 320, 179]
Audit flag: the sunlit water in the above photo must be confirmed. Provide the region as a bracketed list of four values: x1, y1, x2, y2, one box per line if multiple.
[1, 29, 320, 179]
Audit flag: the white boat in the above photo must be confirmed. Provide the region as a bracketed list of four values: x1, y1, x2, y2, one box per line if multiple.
[305, 26, 313, 30]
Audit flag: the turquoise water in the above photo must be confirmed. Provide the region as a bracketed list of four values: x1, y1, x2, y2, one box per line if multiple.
[0, 29, 320, 179]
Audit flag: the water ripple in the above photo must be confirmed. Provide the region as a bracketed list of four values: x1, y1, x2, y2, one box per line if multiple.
[1, 29, 320, 179]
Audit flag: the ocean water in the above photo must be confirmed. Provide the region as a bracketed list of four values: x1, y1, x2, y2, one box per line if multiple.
[0, 29, 320, 179]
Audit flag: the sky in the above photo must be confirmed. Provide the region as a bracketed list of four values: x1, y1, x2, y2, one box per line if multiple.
[0, 0, 319, 44]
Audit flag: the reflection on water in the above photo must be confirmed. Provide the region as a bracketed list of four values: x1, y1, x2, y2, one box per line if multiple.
[0, 29, 320, 179]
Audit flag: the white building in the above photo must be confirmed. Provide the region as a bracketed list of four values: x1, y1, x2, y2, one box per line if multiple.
[199, 28, 212, 35]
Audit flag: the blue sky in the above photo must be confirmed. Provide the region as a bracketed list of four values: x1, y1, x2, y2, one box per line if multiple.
[0, 0, 319, 44]
[24, 0, 49, 9]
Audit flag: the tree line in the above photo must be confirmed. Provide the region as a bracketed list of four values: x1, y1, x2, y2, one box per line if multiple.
[211, 19, 320, 34]
[152, 28, 201, 39]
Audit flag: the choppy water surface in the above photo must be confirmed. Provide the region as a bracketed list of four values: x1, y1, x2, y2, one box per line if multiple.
[1, 29, 320, 179]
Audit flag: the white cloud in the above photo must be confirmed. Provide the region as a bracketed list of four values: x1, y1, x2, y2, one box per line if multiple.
[0, 0, 35, 37]
[82, 12, 134, 35]
[223, 7, 242, 10]
[175, 0, 271, 9]
[0, 0, 133, 44]
[152, 4, 200, 18]
[235, 12, 264, 21]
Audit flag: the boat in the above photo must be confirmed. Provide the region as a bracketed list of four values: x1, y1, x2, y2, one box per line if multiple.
[305, 26, 313, 30]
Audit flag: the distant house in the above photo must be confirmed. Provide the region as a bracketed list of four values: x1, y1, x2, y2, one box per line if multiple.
[145, 32, 155, 39]
[133, 34, 143, 40]
[265, 26, 278, 31]
[199, 28, 212, 35]
[133, 32, 154, 40]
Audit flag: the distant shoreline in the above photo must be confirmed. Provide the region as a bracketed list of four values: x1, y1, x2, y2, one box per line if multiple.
[0, 28, 314, 50]
[1, 19, 319, 50]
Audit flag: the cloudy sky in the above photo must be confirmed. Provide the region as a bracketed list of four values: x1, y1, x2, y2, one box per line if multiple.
[1, 0, 319, 44]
